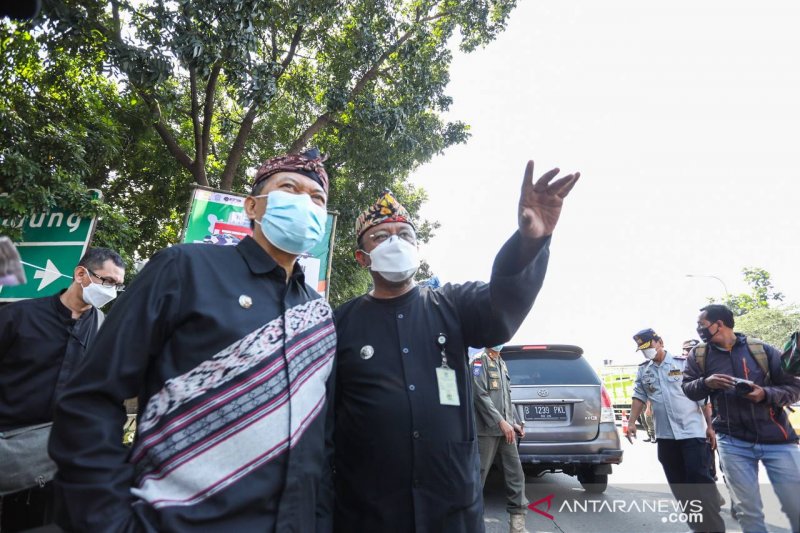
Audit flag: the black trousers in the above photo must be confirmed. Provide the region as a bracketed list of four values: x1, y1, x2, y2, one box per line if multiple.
[0, 483, 56, 533]
[657, 438, 725, 533]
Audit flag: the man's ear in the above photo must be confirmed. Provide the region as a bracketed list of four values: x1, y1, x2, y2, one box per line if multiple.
[244, 196, 259, 221]
[354, 249, 370, 268]
[73, 265, 86, 283]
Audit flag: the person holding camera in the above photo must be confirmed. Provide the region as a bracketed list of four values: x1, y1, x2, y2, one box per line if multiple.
[625, 328, 724, 532]
[682, 304, 800, 533]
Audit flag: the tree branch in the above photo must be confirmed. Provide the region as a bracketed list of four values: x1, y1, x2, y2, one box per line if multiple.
[137, 90, 201, 183]
[270, 23, 278, 63]
[288, 113, 330, 154]
[278, 25, 303, 77]
[215, 25, 303, 187]
[220, 105, 259, 191]
[78, 7, 206, 184]
[110, 0, 121, 39]
[201, 61, 222, 160]
[153, 121, 198, 178]
[189, 66, 206, 184]
[288, 22, 423, 153]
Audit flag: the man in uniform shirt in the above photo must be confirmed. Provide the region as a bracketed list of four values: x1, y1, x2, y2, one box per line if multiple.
[624, 328, 724, 533]
[48, 149, 337, 532]
[332, 160, 580, 532]
[0, 246, 125, 531]
[472, 345, 528, 533]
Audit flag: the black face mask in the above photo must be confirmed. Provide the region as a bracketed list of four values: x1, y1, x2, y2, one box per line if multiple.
[697, 323, 718, 343]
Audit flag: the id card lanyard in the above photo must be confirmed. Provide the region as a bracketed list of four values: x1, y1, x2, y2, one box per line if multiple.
[435, 333, 460, 406]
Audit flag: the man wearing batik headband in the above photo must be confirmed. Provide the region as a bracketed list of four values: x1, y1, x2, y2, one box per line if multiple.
[247, 148, 330, 268]
[331, 161, 580, 533]
[48, 149, 337, 532]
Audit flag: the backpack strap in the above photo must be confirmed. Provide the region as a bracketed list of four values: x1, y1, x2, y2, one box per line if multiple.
[694, 344, 707, 375]
[692, 344, 711, 406]
[745, 339, 771, 385]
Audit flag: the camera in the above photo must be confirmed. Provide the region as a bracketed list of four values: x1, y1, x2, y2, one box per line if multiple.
[732, 377, 754, 396]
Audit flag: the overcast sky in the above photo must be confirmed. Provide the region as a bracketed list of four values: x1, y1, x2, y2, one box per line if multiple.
[409, 0, 800, 367]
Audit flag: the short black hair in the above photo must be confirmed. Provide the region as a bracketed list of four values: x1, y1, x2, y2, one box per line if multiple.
[700, 304, 734, 328]
[251, 180, 267, 197]
[248, 181, 266, 231]
[78, 247, 124, 272]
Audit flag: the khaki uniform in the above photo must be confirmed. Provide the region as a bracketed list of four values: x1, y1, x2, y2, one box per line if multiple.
[471, 351, 527, 515]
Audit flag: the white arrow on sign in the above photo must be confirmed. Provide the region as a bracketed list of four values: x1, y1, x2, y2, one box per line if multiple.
[33, 259, 64, 291]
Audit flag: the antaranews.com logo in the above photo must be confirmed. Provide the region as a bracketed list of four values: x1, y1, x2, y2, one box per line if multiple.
[529, 494, 704, 525]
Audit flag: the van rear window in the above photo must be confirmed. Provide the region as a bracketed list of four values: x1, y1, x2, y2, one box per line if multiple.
[504, 352, 600, 386]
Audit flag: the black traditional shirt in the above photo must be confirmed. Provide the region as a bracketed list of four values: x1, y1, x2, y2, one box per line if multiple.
[0, 291, 99, 431]
[332, 233, 550, 533]
[48, 236, 336, 532]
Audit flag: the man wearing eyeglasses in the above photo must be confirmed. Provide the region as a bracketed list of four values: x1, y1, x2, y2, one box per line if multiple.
[330, 160, 579, 533]
[0, 247, 125, 531]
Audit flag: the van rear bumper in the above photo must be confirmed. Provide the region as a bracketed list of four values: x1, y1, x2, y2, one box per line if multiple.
[518, 449, 623, 465]
[517, 422, 623, 466]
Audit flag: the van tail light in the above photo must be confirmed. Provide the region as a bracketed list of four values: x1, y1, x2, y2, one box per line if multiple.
[600, 385, 615, 423]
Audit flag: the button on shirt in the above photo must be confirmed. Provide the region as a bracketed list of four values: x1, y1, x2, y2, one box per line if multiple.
[0, 291, 99, 431]
[633, 351, 705, 440]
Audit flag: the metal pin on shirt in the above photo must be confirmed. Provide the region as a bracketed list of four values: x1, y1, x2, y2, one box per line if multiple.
[360, 345, 374, 360]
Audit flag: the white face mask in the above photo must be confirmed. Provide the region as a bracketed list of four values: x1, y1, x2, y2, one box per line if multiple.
[641, 347, 657, 360]
[79, 269, 118, 308]
[363, 236, 420, 283]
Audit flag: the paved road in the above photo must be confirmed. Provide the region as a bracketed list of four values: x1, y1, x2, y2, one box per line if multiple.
[482, 432, 793, 532]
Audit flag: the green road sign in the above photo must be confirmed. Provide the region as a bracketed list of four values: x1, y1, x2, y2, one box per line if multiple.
[181, 186, 337, 299]
[0, 196, 99, 302]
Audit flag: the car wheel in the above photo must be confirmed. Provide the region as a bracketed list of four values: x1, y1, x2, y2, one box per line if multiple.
[577, 470, 608, 493]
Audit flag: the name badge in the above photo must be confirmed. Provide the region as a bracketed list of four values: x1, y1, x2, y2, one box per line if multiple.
[436, 367, 460, 406]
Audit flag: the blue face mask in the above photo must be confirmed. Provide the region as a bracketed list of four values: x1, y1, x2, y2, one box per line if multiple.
[253, 190, 327, 254]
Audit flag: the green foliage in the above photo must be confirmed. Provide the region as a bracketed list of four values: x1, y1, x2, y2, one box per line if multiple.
[707, 267, 797, 347]
[0, 20, 140, 267]
[712, 267, 784, 317]
[3, 0, 518, 302]
[735, 306, 800, 349]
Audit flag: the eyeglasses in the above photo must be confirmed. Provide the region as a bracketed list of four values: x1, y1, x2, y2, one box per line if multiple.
[368, 229, 417, 245]
[87, 269, 125, 291]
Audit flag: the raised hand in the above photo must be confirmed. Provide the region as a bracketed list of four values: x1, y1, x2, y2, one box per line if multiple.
[518, 160, 580, 240]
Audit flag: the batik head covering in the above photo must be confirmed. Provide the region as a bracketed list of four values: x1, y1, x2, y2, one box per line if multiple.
[355, 189, 416, 239]
[253, 147, 329, 192]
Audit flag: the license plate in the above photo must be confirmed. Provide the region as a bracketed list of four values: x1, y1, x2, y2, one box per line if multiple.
[523, 404, 567, 421]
